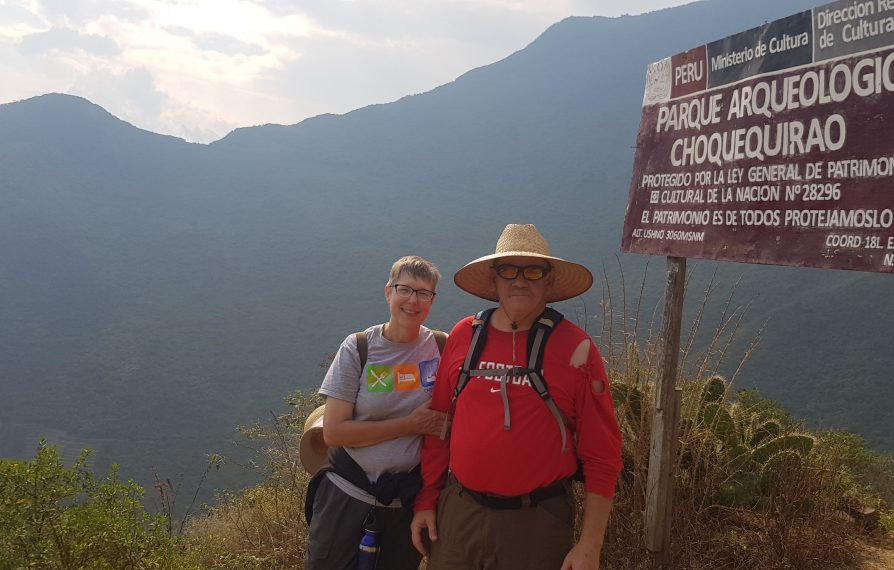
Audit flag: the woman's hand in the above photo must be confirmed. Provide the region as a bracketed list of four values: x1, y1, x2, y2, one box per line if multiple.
[406, 400, 447, 436]
[322, 396, 446, 447]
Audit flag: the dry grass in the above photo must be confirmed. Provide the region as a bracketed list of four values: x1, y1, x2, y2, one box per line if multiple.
[184, 392, 322, 569]
[591, 264, 891, 569]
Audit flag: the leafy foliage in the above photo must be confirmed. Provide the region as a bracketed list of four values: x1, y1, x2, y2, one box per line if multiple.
[0, 440, 200, 569]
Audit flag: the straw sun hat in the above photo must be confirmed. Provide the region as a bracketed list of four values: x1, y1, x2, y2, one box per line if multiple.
[454, 224, 593, 303]
[299, 404, 328, 475]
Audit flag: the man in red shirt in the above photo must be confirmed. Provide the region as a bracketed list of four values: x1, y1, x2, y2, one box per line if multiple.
[411, 224, 622, 569]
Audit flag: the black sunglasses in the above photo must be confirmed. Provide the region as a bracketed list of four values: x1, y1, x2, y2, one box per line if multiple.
[493, 263, 551, 281]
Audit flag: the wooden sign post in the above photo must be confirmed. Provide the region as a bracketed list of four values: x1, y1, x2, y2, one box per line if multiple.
[644, 256, 686, 567]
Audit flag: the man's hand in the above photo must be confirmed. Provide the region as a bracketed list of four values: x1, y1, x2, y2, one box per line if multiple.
[407, 400, 447, 436]
[560, 542, 599, 570]
[410, 509, 438, 557]
[560, 492, 612, 569]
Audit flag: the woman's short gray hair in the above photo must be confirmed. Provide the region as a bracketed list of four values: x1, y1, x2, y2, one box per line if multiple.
[387, 255, 440, 288]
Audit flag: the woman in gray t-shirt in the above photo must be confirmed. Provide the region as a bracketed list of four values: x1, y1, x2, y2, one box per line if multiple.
[306, 255, 447, 570]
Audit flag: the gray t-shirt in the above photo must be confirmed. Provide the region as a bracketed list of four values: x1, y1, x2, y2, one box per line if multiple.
[320, 324, 441, 483]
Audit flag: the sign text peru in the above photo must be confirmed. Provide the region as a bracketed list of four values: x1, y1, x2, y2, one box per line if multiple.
[622, 0, 894, 273]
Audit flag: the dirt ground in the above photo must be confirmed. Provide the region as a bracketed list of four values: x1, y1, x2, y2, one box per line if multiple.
[855, 535, 894, 569]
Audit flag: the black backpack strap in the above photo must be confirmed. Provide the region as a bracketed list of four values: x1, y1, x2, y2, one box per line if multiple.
[457, 309, 496, 393]
[528, 368, 570, 452]
[525, 308, 571, 452]
[304, 466, 333, 524]
[440, 309, 496, 440]
[327, 445, 373, 493]
[355, 331, 368, 370]
[359, 329, 442, 370]
[527, 308, 564, 372]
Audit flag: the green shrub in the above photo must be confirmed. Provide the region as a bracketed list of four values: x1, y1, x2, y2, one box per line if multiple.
[881, 510, 894, 533]
[0, 440, 200, 569]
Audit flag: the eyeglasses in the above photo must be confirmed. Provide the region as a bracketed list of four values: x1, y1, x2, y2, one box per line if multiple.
[391, 284, 436, 303]
[493, 263, 551, 281]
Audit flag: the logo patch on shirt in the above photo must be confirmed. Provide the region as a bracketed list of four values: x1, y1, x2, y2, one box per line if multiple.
[418, 357, 439, 388]
[366, 365, 393, 392]
[394, 363, 420, 391]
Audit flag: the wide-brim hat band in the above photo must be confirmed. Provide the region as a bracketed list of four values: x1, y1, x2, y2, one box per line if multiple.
[453, 224, 593, 302]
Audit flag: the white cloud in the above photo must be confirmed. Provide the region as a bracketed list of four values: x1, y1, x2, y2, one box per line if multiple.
[163, 28, 268, 56]
[0, 3, 44, 29]
[37, 0, 150, 25]
[17, 26, 121, 56]
[72, 67, 164, 117]
[69, 66, 236, 142]
[0, 0, 692, 143]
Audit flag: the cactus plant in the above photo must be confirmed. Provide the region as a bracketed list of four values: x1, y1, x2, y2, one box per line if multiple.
[749, 419, 781, 447]
[701, 374, 727, 405]
[700, 402, 738, 446]
[752, 434, 815, 465]
[759, 449, 802, 492]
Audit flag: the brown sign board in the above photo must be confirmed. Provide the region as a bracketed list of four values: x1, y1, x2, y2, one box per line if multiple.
[621, 0, 894, 273]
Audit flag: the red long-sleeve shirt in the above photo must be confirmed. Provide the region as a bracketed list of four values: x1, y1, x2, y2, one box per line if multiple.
[415, 315, 622, 511]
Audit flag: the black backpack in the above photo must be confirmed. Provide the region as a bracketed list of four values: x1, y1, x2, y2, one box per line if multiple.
[439, 307, 571, 453]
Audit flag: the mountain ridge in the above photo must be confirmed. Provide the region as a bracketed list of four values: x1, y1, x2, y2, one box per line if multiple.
[2, 0, 890, 503]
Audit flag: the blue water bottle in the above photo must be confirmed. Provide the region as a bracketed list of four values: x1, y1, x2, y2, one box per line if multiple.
[357, 526, 379, 569]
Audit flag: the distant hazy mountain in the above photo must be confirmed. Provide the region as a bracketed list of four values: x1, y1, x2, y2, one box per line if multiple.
[2, 0, 891, 498]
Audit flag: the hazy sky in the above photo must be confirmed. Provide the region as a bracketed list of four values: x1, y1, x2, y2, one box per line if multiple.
[0, 0, 693, 143]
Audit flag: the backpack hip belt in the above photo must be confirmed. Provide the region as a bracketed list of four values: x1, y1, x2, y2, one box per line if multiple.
[452, 472, 570, 510]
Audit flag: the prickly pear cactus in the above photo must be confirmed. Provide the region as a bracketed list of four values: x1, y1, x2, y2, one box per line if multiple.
[701, 374, 727, 405]
[749, 419, 781, 447]
[752, 434, 814, 465]
[759, 449, 802, 492]
[700, 402, 738, 446]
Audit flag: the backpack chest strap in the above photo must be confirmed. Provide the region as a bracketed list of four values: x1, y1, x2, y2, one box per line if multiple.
[441, 307, 570, 453]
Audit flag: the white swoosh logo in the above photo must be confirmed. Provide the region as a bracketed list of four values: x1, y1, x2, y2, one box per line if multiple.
[490, 387, 502, 393]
